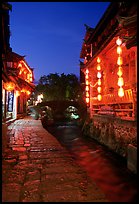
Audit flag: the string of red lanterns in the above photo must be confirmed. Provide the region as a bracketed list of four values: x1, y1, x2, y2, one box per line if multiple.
[85, 69, 90, 106]
[97, 57, 102, 101]
[116, 37, 124, 97]
[4, 81, 15, 92]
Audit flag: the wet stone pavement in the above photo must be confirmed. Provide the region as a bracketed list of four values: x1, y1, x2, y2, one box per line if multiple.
[2, 117, 108, 202]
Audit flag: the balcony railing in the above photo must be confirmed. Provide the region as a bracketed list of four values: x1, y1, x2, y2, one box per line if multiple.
[91, 89, 133, 105]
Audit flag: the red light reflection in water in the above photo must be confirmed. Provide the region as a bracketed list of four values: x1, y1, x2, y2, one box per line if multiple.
[71, 139, 137, 202]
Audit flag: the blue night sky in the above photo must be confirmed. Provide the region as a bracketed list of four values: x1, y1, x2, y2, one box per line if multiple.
[9, 2, 110, 83]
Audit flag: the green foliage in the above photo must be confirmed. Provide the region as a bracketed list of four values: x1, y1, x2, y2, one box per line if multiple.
[34, 73, 84, 102]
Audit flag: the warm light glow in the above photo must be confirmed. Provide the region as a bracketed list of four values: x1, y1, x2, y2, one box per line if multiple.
[116, 37, 122, 46]
[97, 94, 102, 101]
[117, 67, 123, 77]
[86, 80, 89, 85]
[97, 87, 101, 93]
[118, 77, 124, 86]
[118, 87, 124, 97]
[18, 63, 22, 67]
[37, 94, 43, 103]
[97, 57, 101, 63]
[86, 86, 89, 91]
[98, 79, 101, 86]
[4, 81, 15, 91]
[97, 72, 102, 79]
[97, 64, 101, 71]
[26, 90, 31, 95]
[116, 37, 124, 98]
[86, 69, 89, 74]
[85, 75, 89, 79]
[21, 60, 32, 74]
[117, 56, 123, 65]
[117, 46, 122, 55]
[15, 90, 20, 97]
[86, 98, 89, 103]
[21, 89, 26, 93]
[86, 92, 89, 97]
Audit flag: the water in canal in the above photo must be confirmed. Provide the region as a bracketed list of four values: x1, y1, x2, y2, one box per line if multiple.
[44, 121, 137, 202]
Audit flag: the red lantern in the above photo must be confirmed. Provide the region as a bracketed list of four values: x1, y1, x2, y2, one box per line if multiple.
[4, 81, 15, 91]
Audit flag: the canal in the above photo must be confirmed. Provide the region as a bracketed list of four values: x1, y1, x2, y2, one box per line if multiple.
[43, 121, 137, 202]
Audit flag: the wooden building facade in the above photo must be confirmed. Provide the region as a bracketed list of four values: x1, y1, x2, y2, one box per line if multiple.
[2, 2, 35, 123]
[80, 2, 137, 172]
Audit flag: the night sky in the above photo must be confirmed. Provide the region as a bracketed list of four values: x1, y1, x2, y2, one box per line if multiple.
[10, 2, 110, 83]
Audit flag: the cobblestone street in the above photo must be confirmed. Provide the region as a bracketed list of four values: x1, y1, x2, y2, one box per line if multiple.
[2, 117, 108, 202]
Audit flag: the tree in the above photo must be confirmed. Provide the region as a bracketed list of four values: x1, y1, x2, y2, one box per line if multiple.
[34, 73, 84, 102]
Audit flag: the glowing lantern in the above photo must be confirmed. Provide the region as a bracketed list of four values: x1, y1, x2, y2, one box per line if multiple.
[116, 36, 124, 97]
[86, 98, 89, 103]
[117, 46, 122, 55]
[97, 57, 101, 63]
[117, 56, 123, 65]
[97, 72, 102, 79]
[97, 64, 101, 71]
[97, 87, 101, 93]
[4, 81, 15, 91]
[118, 77, 124, 86]
[97, 94, 102, 101]
[96, 57, 102, 101]
[86, 80, 89, 85]
[86, 92, 89, 97]
[118, 87, 124, 97]
[98, 79, 101, 86]
[116, 37, 122, 46]
[85, 74, 89, 79]
[86, 86, 89, 91]
[117, 67, 123, 77]
[85, 69, 90, 106]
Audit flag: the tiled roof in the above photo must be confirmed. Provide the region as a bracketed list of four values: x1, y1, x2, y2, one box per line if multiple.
[5, 51, 25, 62]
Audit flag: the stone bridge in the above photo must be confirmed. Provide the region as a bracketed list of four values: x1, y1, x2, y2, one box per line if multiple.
[37, 100, 87, 118]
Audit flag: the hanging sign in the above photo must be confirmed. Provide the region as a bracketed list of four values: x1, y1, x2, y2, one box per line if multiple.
[7, 91, 14, 112]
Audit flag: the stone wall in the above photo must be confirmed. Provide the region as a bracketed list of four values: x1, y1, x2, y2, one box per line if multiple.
[89, 115, 137, 158]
